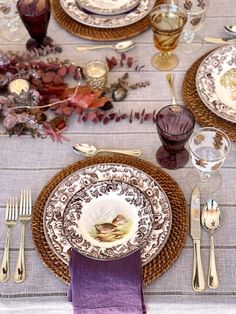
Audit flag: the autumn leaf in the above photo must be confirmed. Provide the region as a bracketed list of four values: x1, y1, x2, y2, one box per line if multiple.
[88, 96, 110, 109]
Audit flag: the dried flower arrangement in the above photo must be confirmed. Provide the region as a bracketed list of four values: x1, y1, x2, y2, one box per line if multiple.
[0, 48, 152, 142]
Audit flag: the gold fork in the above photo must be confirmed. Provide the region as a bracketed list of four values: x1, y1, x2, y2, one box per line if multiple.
[0, 197, 18, 282]
[14, 189, 32, 284]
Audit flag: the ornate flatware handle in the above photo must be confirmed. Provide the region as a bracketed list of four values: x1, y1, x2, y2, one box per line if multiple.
[14, 224, 26, 283]
[166, 73, 178, 106]
[98, 149, 142, 157]
[192, 239, 205, 292]
[208, 235, 219, 289]
[76, 45, 113, 51]
[0, 228, 11, 282]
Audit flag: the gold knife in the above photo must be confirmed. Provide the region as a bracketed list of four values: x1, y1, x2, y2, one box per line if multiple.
[190, 188, 205, 292]
[204, 37, 236, 44]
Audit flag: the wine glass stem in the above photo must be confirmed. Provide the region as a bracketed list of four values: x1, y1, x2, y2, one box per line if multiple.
[200, 172, 211, 182]
[183, 30, 195, 43]
[8, 17, 18, 32]
[159, 51, 171, 61]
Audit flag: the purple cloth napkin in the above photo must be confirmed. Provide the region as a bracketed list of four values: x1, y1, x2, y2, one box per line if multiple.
[68, 249, 146, 314]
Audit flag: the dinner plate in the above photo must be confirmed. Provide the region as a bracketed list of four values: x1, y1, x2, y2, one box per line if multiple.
[63, 180, 153, 260]
[76, 0, 140, 16]
[59, 0, 155, 28]
[196, 45, 236, 123]
[43, 163, 172, 265]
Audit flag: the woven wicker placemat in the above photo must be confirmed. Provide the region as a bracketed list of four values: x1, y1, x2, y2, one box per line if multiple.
[51, 0, 160, 41]
[32, 154, 188, 286]
[182, 50, 236, 142]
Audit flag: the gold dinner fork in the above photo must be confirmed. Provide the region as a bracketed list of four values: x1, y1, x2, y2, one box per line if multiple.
[14, 189, 32, 284]
[0, 197, 18, 282]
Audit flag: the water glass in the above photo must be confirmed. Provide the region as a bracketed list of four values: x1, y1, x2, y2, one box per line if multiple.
[155, 105, 195, 169]
[178, 0, 209, 52]
[149, 4, 187, 71]
[0, 0, 26, 41]
[189, 127, 231, 193]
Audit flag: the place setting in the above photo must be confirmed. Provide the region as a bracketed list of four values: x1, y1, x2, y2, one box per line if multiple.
[51, 0, 157, 41]
[0, 0, 235, 313]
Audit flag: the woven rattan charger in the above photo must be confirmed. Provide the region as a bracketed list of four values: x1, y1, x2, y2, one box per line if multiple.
[32, 154, 188, 285]
[51, 0, 162, 41]
[182, 50, 236, 142]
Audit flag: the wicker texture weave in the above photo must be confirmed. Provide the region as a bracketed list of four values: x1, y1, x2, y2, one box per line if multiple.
[32, 154, 188, 285]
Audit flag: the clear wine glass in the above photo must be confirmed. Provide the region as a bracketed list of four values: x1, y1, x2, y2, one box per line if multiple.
[188, 127, 231, 193]
[177, 0, 209, 53]
[155, 105, 195, 170]
[149, 4, 187, 71]
[0, 0, 26, 41]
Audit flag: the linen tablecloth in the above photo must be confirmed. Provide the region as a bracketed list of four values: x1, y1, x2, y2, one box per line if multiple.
[0, 0, 236, 312]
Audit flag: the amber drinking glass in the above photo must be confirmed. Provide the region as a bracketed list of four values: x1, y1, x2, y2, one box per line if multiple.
[156, 105, 195, 170]
[17, 0, 52, 51]
[149, 4, 187, 71]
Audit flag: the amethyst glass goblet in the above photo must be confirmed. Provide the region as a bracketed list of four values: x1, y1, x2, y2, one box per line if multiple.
[17, 0, 53, 51]
[156, 105, 195, 170]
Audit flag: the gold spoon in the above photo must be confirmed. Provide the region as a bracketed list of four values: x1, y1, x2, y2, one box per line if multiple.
[76, 40, 135, 53]
[202, 199, 221, 289]
[73, 143, 142, 157]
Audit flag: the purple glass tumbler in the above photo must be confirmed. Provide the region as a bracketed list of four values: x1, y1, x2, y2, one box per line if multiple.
[17, 0, 52, 51]
[156, 105, 195, 170]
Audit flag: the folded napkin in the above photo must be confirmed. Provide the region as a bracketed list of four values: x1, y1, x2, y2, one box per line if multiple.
[68, 249, 146, 314]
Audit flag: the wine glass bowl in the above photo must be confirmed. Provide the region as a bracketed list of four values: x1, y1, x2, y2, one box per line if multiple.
[155, 105, 195, 169]
[189, 127, 231, 193]
[149, 4, 187, 71]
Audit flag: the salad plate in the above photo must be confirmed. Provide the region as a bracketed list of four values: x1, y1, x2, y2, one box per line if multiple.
[76, 0, 140, 16]
[63, 180, 153, 260]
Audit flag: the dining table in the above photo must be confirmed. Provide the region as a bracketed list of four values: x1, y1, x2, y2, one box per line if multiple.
[0, 0, 236, 313]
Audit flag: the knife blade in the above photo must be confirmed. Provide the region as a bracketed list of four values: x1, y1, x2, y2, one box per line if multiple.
[204, 37, 236, 44]
[190, 187, 205, 292]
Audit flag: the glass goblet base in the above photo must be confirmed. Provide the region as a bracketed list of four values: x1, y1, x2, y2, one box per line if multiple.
[151, 52, 178, 71]
[178, 34, 203, 54]
[26, 36, 53, 51]
[187, 168, 222, 194]
[156, 146, 189, 170]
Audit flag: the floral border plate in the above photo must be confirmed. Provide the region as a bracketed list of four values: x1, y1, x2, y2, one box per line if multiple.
[59, 0, 155, 28]
[63, 180, 154, 260]
[43, 163, 172, 266]
[196, 45, 236, 123]
[76, 0, 140, 16]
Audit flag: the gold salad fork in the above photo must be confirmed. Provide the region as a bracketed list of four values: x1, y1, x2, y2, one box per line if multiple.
[14, 189, 32, 283]
[0, 197, 18, 282]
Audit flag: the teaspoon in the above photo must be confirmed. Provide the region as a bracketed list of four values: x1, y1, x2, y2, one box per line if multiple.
[202, 199, 221, 289]
[224, 24, 236, 36]
[73, 143, 142, 157]
[76, 40, 135, 53]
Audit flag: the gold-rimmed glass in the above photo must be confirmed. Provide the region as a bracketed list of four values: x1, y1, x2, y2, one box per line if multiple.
[149, 4, 187, 71]
[188, 127, 231, 194]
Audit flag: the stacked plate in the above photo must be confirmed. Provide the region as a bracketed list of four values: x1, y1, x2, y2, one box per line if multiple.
[196, 44, 236, 124]
[59, 0, 156, 29]
[43, 163, 172, 264]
